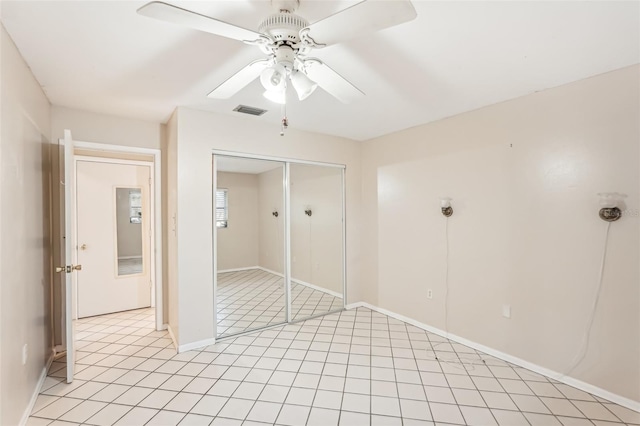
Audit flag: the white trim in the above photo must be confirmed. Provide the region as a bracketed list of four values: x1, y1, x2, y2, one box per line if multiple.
[231, 266, 343, 299]
[218, 266, 260, 273]
[178, 338, 216, 353]
[117, 256, 143, 260]
[73, 141, 163, 332]
[348, 302, 640, 412]
[211, 149, 346, 169]
[159, 324, 168, 331]
[20, 350, 55, 425]
[291, 278, 343, 299]
[166, 324, 178, 350]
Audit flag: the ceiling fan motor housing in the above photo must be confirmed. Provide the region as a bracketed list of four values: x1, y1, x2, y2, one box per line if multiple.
[259, 12, 308, 47]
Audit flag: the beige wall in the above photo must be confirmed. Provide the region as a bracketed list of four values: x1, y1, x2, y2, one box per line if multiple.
[166, 109, 179, 340]
[290, 164, 344, 295]
[361, 65, 640, 402]
[0, 25, 52, 425]
[216, 172, 259, 270]
[170, 107, 362, 347]
[257, 167, 285, 274]
[51, 106, 162, 150]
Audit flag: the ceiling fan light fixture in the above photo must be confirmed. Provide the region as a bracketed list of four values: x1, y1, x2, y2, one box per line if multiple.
[263, 89, 286, 104]
[260, 63, 287, 92]
[291, 70, 318, 101]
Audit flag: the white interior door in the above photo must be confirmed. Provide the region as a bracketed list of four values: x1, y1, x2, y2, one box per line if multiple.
[59, 129, 77, 383]
[76, 160, 152, 318]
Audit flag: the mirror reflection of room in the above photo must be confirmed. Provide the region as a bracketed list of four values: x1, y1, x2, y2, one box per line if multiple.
[115, 187, 144, 275]
[290, 164, 344, 321]
[215, 157, 286, 337]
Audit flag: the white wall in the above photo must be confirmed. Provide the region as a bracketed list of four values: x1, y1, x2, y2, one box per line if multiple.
[257, 167, 285, 274]
[361, 65, 639, 403]
[216, 172, 259, 270]
[170, 107, 361, 348]
[0, 25, 52, 425]
[290, 164, 344, 295]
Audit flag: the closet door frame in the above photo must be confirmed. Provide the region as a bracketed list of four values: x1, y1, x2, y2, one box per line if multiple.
[212, 150, 346, 339]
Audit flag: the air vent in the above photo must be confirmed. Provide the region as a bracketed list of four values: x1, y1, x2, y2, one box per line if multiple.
[233, 105, 268, 116]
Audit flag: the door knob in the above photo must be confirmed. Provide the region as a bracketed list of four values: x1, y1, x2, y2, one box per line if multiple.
[80, 244, 87, 250]
[73, 265, 82, 271]
[55, 266, 65, 273]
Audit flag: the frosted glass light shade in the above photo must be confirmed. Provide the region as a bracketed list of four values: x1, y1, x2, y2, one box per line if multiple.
[291, 70, 318, 101]
[260, 63, 287, 92]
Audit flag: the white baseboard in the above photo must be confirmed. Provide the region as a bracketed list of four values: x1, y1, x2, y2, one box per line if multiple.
[167, 324, 215, 353]
[20, 349, 55, 425]
[255, 266, 284, 277]
[178, 337, 216, 353]
[347, 302, 640, 413]
[291, 278, 343, 299]
[254, 266, 343, 299]
[218, 266, 261, 273]
[166, 324, 178, 351]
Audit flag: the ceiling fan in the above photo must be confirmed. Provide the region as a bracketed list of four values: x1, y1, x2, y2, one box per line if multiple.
[137, 0, 417, 105]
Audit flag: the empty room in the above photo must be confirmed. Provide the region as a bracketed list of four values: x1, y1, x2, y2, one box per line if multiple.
[1, 1, 638, 425]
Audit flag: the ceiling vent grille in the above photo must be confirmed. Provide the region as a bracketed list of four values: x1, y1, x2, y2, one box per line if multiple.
[233, 105, 268, 116]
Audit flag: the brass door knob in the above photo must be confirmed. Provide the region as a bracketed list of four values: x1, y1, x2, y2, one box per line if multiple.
[73, 265, 82, 271]
[80, 244, 87, 250]
[55, 266, 65, 273]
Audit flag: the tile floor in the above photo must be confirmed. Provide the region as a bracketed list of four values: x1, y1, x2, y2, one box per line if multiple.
[28, 307, 640, 426]
[117, 258, 143, 275]
[217, 269, 343, 337]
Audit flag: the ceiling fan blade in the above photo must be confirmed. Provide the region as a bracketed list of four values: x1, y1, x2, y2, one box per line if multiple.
[207, 59, 270, 99]
[137, 1, 262, 42]
[303, 59, 364, 104]
[303, 0, 417, 47]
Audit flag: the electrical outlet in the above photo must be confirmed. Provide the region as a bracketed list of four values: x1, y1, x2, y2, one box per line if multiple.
[22, 344, 28, 365]
[502, 304, 511, 319]
[427, 289, 433, 299]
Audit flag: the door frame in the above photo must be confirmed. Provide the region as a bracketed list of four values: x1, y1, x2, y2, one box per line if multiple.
[73, 141, 164, 331]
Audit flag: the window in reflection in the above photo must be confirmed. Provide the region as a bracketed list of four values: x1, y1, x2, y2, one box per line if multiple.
[116, 188, 143, 276]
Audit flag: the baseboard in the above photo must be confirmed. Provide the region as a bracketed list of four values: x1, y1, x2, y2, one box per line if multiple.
[159, 323, 168, 331]
[291, 278, 343, 299]
[348, 302, 640, 413]
[178, 337, 216, 353]
[218, 266, 261, 273]
[254, 266, 343, 299]
[20, 349, 55, 425]
[166, 324, 178, 351]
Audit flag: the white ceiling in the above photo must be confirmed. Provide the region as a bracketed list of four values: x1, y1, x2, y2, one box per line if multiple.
[2, 1, 638, 141]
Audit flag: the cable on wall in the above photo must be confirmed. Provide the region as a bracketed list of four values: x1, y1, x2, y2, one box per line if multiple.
[431, 198, 487, 371]
[564, 221, 611, 377]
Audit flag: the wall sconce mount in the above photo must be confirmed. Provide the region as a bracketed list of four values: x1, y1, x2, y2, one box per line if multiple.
[440, 197, 453, 217]
[597, 192, 626, 222]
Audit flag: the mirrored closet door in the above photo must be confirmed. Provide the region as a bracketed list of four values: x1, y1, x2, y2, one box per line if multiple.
[214, 155, 286, 338]
[214, 154, 345, 339]
[289, 163, 344, 322]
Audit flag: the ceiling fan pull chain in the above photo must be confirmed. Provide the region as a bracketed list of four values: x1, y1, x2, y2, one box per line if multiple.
[280, 103, 289, 136]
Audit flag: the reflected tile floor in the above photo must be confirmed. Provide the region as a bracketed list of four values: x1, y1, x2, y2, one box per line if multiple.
[117, 257, 143, 275]
[28, 307, 640, 426]
[217, 269, 343, 337]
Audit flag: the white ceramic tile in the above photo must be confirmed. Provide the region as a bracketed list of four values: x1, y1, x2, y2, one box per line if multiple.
[276, 404, 311, 426]
[33, 397, 83, 419]
[113, 406, 158, 425]
[400, 399, 432, 420]
[84, 403, 131, 426]
[460, 405, 498, 426]
[145, 410, 185, 426]
[429, 402, 465, 424]
[163, 392, 202, 413]
[307, 407, 340, 426]
[246, 401, 282, 424]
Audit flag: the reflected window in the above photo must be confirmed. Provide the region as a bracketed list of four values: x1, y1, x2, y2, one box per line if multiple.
[216, 188, 228, 228]
[129, 190, 142, 224]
